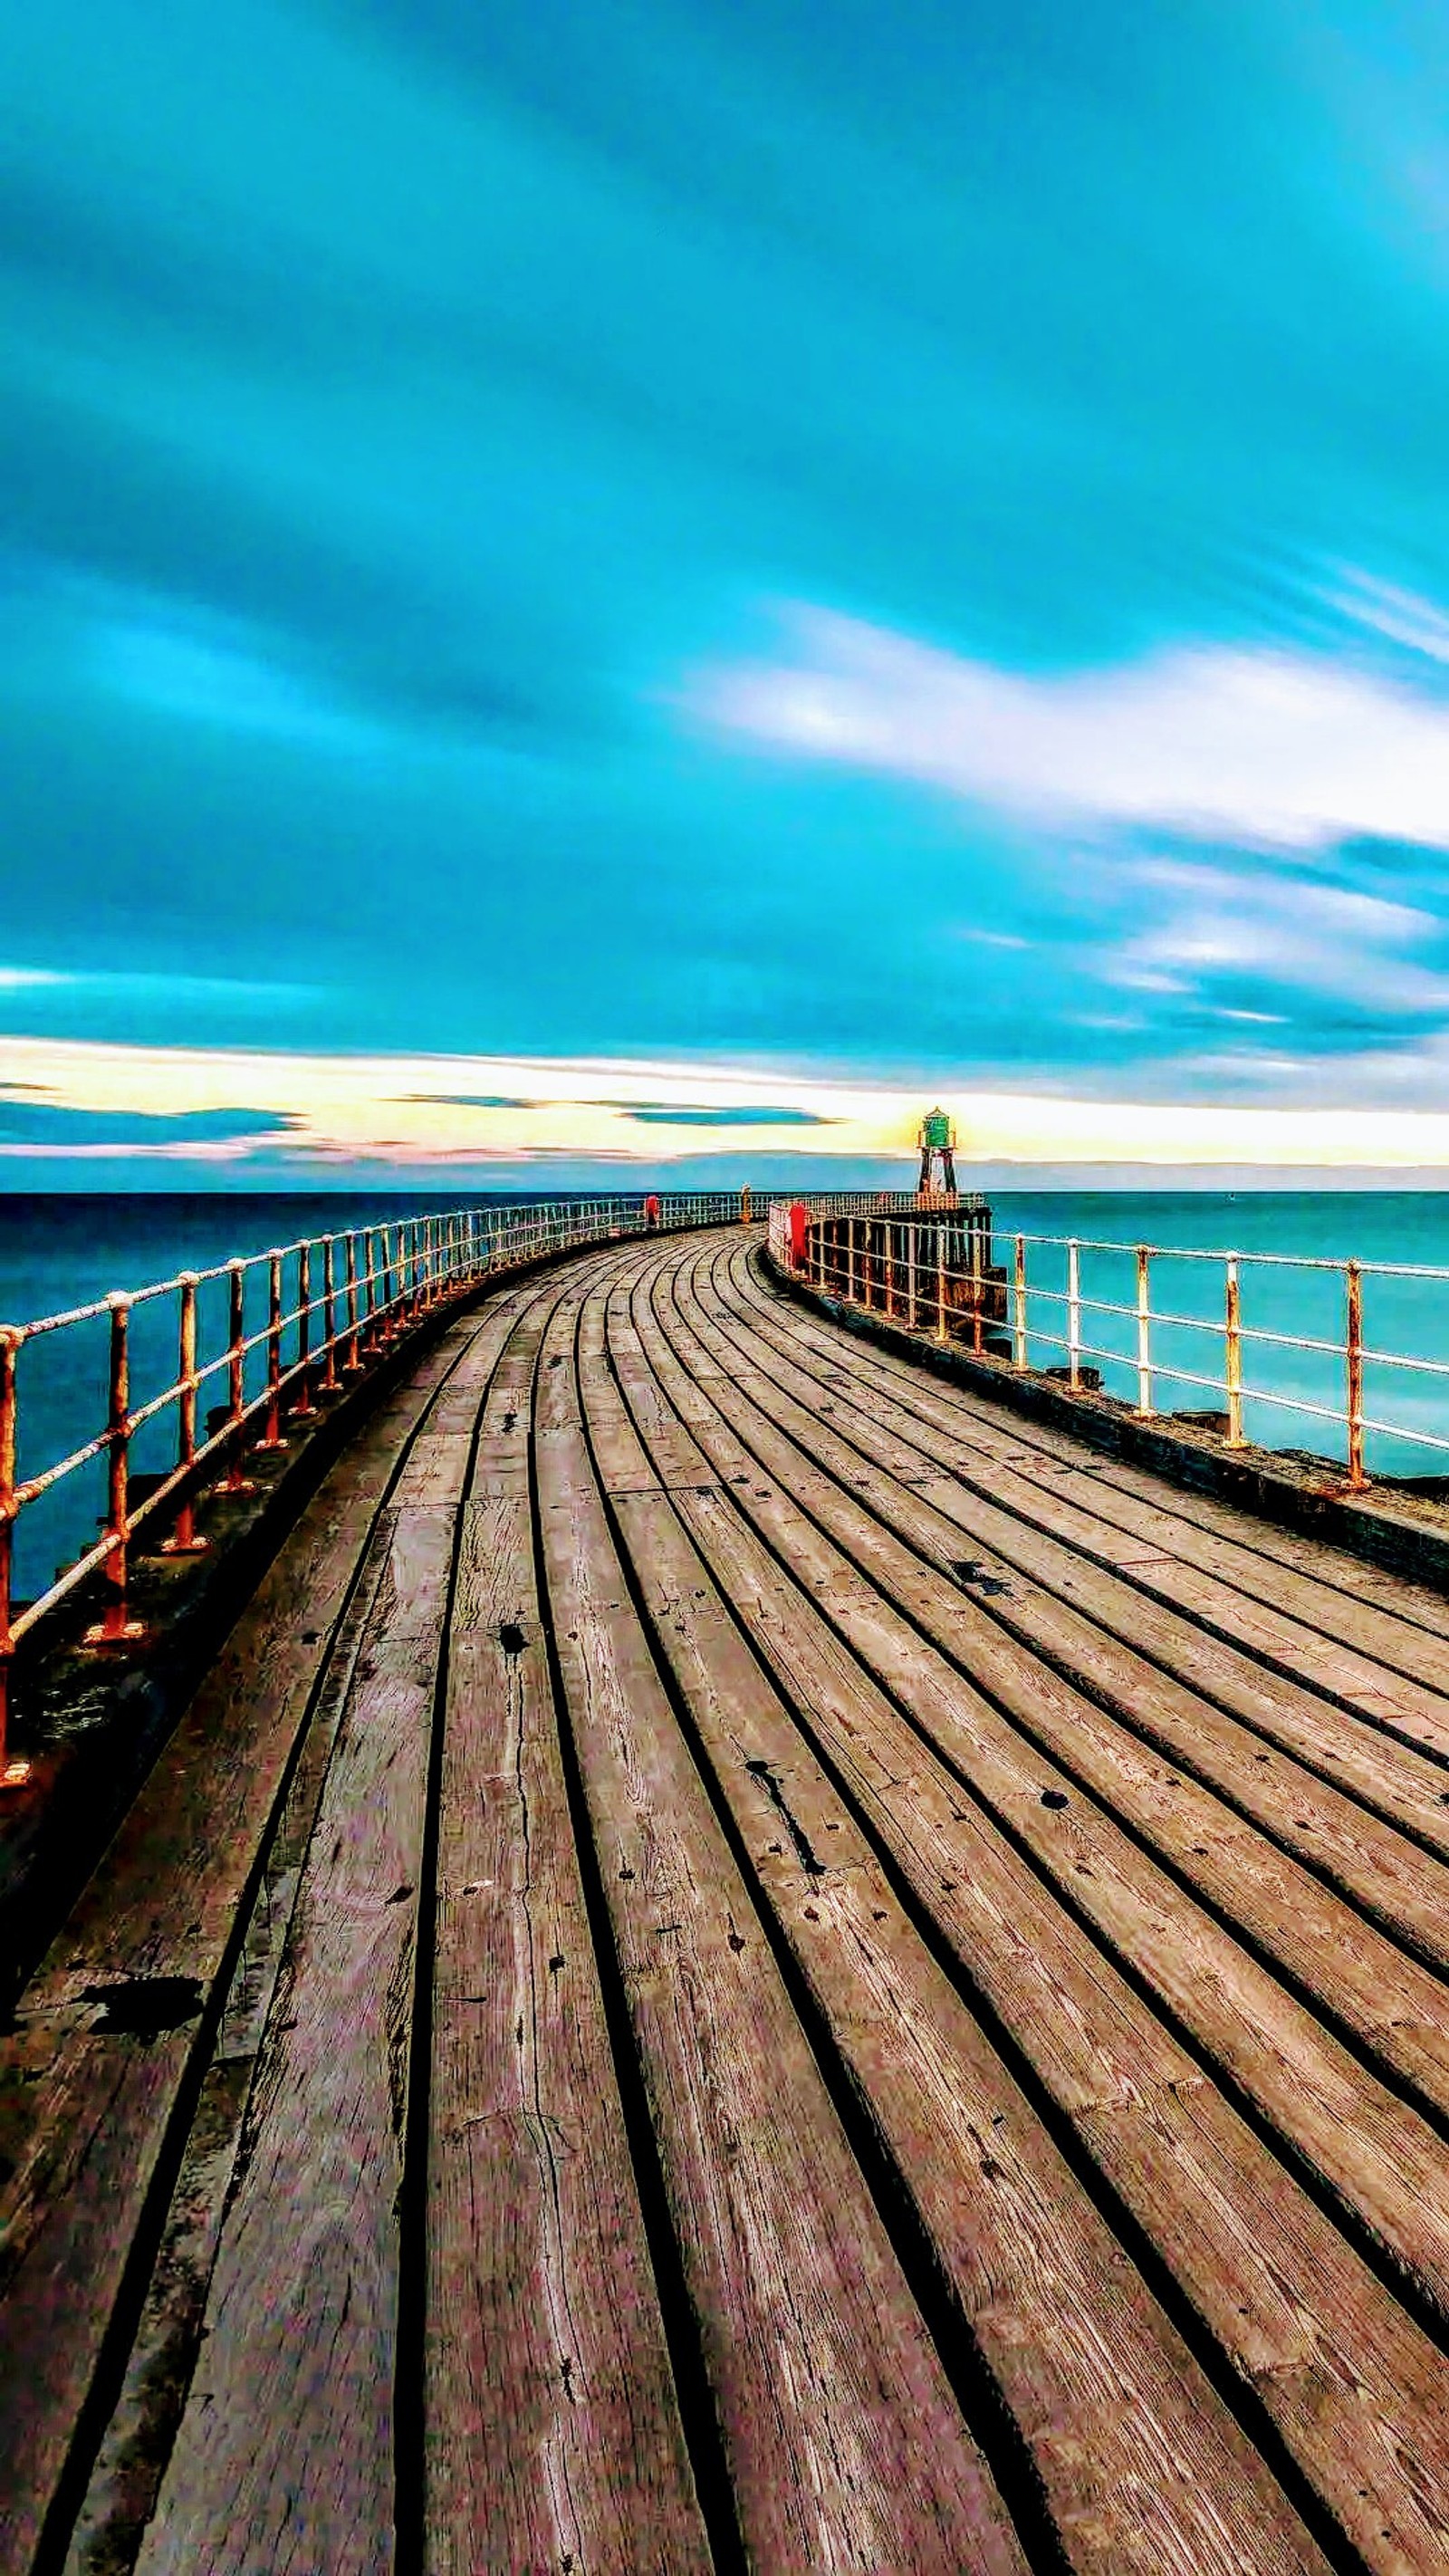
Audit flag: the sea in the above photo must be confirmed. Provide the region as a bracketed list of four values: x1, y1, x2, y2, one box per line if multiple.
[5, 1186, 1449, 1608]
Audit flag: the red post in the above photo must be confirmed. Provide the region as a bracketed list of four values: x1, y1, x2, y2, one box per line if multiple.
[0, 1328, 30, 1786]
[84, 1298, 146, 1644]
[160, 1274, 208, 1553]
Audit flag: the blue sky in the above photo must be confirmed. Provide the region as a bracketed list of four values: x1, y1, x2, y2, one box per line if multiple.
[6, 0, 1449, 1182]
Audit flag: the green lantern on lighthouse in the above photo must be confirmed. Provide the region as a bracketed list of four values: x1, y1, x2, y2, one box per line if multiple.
[917, 1107, 958, 1197]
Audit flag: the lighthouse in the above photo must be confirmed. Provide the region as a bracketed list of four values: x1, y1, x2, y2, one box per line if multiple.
[916, 1106, 959, 1202]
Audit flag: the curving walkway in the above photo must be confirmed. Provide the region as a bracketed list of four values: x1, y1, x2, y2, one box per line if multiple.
[11, 1227, 1449, 2570]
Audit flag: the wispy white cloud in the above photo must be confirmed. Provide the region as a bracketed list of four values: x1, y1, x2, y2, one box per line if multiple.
[695, 604, 1449, 851]
[1326, 565, 1449, 665]
[0, 965, 322, 1006]
[1105, 860, 1449, 1013]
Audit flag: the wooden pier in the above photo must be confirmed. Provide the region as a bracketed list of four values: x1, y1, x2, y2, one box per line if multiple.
[9, 1222, 1449, 2571]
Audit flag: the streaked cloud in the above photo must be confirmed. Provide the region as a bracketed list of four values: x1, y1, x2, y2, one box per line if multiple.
[1105, 861, 1449, 1015]
[0, 1101, 291, 1148]
[696, 604, 1449, 853]
[9, 3, 1449, 1164]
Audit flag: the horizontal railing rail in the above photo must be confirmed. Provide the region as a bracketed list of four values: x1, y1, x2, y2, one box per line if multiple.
[0, 1189, 751, 1784]
[773, 1198, 1449, 1521]
[763, 1187, 986, 1221]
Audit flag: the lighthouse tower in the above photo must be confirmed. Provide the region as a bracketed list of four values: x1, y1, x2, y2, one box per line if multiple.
[916, 1106, 959, 1203]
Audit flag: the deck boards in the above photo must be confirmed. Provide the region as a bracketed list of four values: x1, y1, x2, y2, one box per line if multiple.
[12, 1225, 1449, 2570]
[424, 1301, 705, 2575]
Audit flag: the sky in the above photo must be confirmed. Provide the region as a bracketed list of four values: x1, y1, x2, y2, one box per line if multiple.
[6, 0, 1449, 1185]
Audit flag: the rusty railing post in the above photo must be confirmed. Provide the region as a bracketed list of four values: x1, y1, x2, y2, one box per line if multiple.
[292, 1244, 317, 1418]
[741, 1185, 752, 1225]
[907, 1218, 917, 1328]
[1013, 1234, 1027, 1370]
[0, 1328, 30, 1785]
[161, 1274, 209, 1553]
[343, 1233, 361, 1373]
[321, 1237, 339, 1393]
[379, 1228, 396, 1343]
[1347, 1260, 1367, 1489]
[1068, 1241, 1081, 1389]
[360, 1231, 378, 1355]
[1136, 1246, 1153, 1415]
[220, 1260, 256, 1490]
[936, 1223, 947, 1343]
[257, 1253, 287, 1447]
[1225, 1258, 1244, 1449]
[971, 1217, 984, 1355]
[85, 1296, 145, 1644]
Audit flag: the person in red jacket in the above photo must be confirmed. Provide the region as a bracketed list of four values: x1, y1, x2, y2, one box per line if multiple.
[645, 1192, 660, 1231]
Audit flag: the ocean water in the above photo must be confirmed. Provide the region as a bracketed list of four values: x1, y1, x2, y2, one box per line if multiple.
[4, 1187, 1449, 1610]
[992, 1190, 1449, 1482]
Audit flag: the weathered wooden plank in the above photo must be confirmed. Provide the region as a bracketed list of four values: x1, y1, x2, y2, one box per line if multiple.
[587, 1294, 1328, 2576]
[62, 1520, 392, 2576]
[634, 1246, 1449, 2570]
[424, 1297, 707, 2573]
[535, 1291, 1028, 2574]
[133, 1321, 504, 2575]
[0, 1311, 485, 2576]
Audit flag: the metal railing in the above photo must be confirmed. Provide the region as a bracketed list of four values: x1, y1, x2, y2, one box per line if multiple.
[764, 1188, 985, 1223]
[0, 1189, 750, 1784]
[774, 1200, 1449, 1511]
